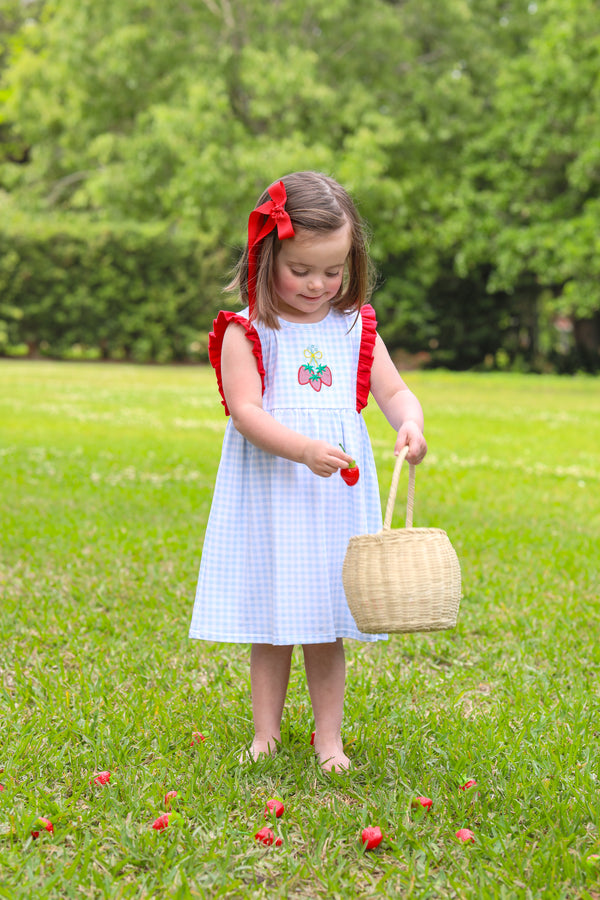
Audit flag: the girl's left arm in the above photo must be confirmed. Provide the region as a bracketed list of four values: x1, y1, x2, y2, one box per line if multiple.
[369, 334, 428, 465]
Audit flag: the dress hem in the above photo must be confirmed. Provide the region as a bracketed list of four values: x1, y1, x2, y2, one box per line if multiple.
[188, 631, 388, 645]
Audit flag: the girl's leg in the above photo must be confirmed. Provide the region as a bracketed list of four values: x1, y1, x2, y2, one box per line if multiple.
[302, 638, 350, 772]
[249, 643, 294, 759]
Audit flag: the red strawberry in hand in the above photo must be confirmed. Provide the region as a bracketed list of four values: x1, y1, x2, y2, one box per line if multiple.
[339, 444, 359, 486]
[341, 461, 359, 485]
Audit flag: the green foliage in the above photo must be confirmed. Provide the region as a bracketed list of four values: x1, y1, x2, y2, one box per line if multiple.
[0, 0, 43, 164]
[451, 1, 600, 319]
[1, 362, 600, 896]
[1, 0, 599, 368]
[0, 206, 225, 361]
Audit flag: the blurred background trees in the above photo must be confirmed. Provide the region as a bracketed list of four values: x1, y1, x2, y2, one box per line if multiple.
[1, 0, 598, 369]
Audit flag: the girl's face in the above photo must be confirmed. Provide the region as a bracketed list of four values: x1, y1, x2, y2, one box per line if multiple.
[272, 224, 352, 323]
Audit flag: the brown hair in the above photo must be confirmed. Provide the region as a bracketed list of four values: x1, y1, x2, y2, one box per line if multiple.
[226, 171, 375, 329]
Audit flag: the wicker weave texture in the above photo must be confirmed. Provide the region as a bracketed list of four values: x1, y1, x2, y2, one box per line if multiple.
[343, 526, 461, 633]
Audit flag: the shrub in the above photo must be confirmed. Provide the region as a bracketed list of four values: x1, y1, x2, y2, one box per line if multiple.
[0, 209, 227, 361]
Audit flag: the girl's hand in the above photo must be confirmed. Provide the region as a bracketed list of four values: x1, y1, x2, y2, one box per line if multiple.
[395, 421, 427, 465]
[302, 440, 353, 478]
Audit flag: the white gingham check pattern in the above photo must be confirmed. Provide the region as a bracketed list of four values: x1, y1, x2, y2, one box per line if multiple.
[189, 307, 386, 645]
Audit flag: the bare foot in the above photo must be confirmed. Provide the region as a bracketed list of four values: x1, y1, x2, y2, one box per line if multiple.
[240, 736, 279, 763]
[313, 735, 350, 773]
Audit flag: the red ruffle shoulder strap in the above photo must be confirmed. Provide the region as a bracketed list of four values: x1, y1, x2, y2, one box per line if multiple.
[208, 311, 265, 416]
[209, 305, 376, 417]
[356, 303, 377, 412]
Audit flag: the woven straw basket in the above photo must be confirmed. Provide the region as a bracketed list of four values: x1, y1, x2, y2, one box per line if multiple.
[342, 447, 461, 634]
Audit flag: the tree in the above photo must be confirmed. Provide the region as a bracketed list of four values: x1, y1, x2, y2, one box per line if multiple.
[447, 0, 600, 364]
[0, 0, 45, 167]
[1, 0, 598, 368]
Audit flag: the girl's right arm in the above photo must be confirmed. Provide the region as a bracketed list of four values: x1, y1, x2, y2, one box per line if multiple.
[221, 323, 352, 478]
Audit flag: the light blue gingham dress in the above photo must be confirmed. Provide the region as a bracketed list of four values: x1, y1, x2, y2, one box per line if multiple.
[189, 305, 386, 645]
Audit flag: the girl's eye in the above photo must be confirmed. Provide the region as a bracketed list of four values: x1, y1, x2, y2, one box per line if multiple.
[290, 269, 341, 278]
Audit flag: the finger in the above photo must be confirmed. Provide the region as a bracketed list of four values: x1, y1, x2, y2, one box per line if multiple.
[328, 454, 351, 470]
[406, 446, 426, 465]
[331, 449, 353, 466]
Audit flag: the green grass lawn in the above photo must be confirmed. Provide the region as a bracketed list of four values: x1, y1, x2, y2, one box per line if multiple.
[1, 360, 599, 899]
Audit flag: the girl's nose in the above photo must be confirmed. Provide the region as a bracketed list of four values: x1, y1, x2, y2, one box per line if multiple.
[307, 274, 324, 291]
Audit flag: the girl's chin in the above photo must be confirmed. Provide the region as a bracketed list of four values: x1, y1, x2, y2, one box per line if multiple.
[276, 298, 331, 322]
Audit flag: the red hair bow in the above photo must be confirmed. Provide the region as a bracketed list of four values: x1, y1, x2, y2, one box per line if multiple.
[247, 181, 294, 315]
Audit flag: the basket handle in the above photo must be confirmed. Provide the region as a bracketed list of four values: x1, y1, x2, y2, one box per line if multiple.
[383, 445, 415, 530]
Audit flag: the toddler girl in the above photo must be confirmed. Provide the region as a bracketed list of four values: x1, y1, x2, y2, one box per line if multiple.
[189, 172, 427, 771]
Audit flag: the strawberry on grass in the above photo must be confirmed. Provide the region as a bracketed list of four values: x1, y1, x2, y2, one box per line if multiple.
[164, 790, 178, 808]
[411, 796, 433, 811]
[459, 779, 478, 791]
[455, 827, 475, 843]
[264, 799, 284, 819]
[361, 826, 383, 850]
[31, 817, 54, 838]
[91, 770, 111, 786]
[254, 826, 282, 847]
[152, 813, 171, 832]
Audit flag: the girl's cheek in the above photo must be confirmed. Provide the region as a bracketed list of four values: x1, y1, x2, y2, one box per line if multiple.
[284, 274, 300, 293]
[274, 271, 298, 296]
[330, 276, 343, 296]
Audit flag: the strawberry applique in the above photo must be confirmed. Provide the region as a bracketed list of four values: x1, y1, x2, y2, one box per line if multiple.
[298, 345, 332, 392]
